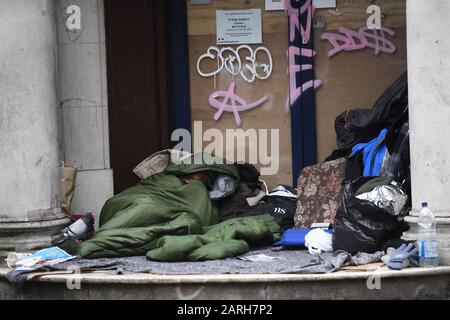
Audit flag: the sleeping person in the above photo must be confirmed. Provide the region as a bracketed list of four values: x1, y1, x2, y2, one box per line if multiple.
[53, 153, 281, 261]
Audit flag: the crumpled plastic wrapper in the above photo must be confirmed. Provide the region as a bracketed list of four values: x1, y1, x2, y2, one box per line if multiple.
[356, 181, 407, 217]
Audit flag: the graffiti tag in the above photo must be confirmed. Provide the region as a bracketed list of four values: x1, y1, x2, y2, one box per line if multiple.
[285, 0, 322, 110]
[321, 27, 396, 57]
[209, 81, 269, 127]
[197, 45, 273, 83]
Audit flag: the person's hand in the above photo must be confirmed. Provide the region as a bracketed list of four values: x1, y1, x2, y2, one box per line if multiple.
[387, 243, 418, 270]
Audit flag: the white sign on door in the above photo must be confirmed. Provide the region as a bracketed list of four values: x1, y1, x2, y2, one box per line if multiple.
[216, 9, 262, 45]
[313, 0, 336, 9]
[265, 0, 284, 11]
[265, 0, 336, 11]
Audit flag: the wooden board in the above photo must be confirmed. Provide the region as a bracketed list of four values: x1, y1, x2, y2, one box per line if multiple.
[188, 1, 292, 188]
[188, 0, 287, 36]
[187, 0, 407, 186]
[188, 34, 292, 188]
[341, 262, 385, 272]
[317, 0, 406, 30]
[314, 1, 407, 161]
[187, 0, 406, 35]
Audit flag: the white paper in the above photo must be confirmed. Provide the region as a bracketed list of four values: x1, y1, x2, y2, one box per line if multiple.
[313, 0, 336, 9]
[310, 222, 331, 229]
[237, 254, 279, 262]
[265, 0, 284, 11]
[14, 247, 76, 271]
[265, 0, 336, 11]
[216, 9, 262, 45]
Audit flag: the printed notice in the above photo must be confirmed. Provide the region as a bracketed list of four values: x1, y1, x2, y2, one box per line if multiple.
[265, 0, 284, 11]
[216, 9, 262, 45]
[313, 0, 336, 8]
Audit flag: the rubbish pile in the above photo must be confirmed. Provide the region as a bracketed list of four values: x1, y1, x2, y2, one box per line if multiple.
[282, 71, 428, 269]
[5, 247, 75, 272]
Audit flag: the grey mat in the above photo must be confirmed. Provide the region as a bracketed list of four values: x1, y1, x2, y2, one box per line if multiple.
[50, 248, 384, 275]
[5, 248, 384, 285]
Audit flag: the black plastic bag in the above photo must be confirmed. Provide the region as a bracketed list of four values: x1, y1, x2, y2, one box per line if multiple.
[335, 71, 408, 150]
[333, 177, 408, 254]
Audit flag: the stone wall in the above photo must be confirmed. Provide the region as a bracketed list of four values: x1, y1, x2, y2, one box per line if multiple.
[56, 0, 113, 229]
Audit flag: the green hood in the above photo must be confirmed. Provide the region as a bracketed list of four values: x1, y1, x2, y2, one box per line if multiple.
[165, 153, 239, 178]
[165, 153, 240, 200]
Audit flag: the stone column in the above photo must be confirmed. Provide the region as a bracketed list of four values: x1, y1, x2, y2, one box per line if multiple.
[402, 0, 450, 265]
[56, 0, 114, 231]
[0, 0, 70, 251]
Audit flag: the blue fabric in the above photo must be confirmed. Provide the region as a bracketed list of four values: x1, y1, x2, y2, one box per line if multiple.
[273, 228, 333, 247]
[289, 0, 318, 186]
[168, 0, 191, 133]
[351, 129, 388, 176]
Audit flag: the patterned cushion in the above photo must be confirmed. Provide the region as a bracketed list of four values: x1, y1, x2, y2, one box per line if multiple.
[294, 157, 347, 228]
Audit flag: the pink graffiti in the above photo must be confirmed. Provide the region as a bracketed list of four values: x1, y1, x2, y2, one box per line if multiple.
[285, 0, 315, 44]
[209, 81, 269, 127]
[321, 27, 397, 57]
[287, 47, 322, 111]
[285, 0, 322, 110]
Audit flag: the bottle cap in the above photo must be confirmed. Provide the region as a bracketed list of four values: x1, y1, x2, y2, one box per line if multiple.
[421, 202, 428, 207]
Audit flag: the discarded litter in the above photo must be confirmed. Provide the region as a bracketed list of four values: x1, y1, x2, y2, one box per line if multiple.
[5, 252, 32, 268]
[11, 247, 75, 272]
[237, 254, 279, 262]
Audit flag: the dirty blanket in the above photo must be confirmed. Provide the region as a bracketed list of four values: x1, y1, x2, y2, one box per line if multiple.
[5, 248, 385, 286]
[59, 248, 384, 275]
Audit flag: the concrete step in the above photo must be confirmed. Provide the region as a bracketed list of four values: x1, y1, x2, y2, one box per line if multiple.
[1, 267, 450, 300]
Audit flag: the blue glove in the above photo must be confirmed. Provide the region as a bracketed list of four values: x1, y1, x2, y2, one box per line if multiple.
[388, 243, 418, 270]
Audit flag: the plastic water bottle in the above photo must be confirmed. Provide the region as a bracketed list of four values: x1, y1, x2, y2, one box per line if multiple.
[417, 202, 439, 267]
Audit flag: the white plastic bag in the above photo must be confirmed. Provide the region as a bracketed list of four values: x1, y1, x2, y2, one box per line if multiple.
[304, 229, 333, 255]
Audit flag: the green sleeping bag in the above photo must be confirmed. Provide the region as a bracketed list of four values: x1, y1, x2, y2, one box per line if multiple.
[76, 154, 281, 261]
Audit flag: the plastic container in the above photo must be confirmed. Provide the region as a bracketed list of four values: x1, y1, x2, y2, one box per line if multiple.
[417, 202, 439, 267]
[5, 252, 32, 268]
